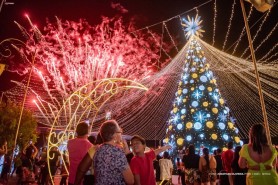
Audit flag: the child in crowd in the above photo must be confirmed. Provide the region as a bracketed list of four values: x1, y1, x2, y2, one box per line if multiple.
[130, 135, 171, 185]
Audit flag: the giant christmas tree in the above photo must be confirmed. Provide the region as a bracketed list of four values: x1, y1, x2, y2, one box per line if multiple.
[164, 15, 241, 162]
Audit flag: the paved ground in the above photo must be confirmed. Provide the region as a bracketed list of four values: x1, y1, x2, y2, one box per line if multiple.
[2, 174, 181, 185]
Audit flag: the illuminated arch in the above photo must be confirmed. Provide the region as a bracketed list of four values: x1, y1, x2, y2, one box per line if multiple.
[47, 78, 148, 184]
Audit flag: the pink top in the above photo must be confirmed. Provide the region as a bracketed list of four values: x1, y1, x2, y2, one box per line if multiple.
[130, 150, 156, 185]
[67, 137, 93, 184]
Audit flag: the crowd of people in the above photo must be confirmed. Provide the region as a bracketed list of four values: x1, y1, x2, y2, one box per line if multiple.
[0, 122, 277, 185]
[174, 124, 278, 185]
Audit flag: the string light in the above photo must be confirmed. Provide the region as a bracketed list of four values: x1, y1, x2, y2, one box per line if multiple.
[212, 0, 217, 46]
[240, 10, 272, 58]
[163, 22, 179, 53]
[222, 0, 236, 51]
[246, 21, 278, 60]
[231, 6, 253, 55]
[259, 43, 278, 62]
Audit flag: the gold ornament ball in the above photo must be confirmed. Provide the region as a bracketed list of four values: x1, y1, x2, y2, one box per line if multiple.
[235, 137, 240, 143]
[203, 102, 208, 107]
[191, 109, 195, 113]
[177, 138, 184, 146]
[219, 98, 224, 105]
[169, 125, 173, 130]
[173, 107, 178, 113]
[206, 121, 214, 128]
[183, 99, 187, 103]
[212, 134, 218, 140]
[164, 138, 169, 144]
[228, 122, 234, 129]
[200, 69, 204, 73]
[207, 87, 212, 92]
[181, 115, 185, 119]
[212, 108, 218, 114]
[178, 89, 182, 95]
[186, 122, 193, 129]
[191, 87, 195, 91]
[192, 73, 198, 78]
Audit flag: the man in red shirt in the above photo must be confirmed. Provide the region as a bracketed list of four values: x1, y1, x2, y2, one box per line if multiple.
[221, 141, 234, 185]
[130, 135, 171, 185]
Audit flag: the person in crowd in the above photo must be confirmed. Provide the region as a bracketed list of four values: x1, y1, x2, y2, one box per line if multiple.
[21, 142, 38, 184]
[221, 141, 234, 185]
[0, 140, 7, 157]
[38, 147, 48, 185]
[12, 152, 22, 176]
[239, 124, 278, 185]
[83, 135, 95, 185]
[214, 148, 223, 183]
[176, 158, 182, 185]
[68, 122, 93, 185]
[159, 151, 173, 184]
[153, 154, 162, 185]
[182, 144, 200, 185]
[199, 147, 217, 185]
[130, 135, 171, 185]
[48, 146, 61, 184]
[60, 150, 69, 185]
[1, 154, 11, 184]
[231, 146, 247, 185]
[93, 120, 134, 185]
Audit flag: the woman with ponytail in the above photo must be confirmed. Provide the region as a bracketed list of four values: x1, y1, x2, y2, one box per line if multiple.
[239, 123, 278, 185]
[199, 147, 216, 185]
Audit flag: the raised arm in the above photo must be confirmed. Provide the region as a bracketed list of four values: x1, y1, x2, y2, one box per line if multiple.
[154, 145, 171, 156]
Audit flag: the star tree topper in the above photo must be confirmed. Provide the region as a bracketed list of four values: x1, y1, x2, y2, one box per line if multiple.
[181, 14, 205, 39]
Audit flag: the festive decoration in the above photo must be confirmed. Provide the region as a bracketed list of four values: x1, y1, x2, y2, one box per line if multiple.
[47, 78, 148, 184]
[181, 14, 205, 39]
[245, 0, 273, 12]
[164, 15, 241, 165]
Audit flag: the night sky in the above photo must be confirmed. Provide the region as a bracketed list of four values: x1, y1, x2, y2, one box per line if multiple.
[0, 0, 277, 91]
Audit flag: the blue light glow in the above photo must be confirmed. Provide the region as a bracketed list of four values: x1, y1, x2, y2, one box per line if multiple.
[218, 122, 226, 130]
[186, 135, 192, 141]
[199, 134, 204, 139]
[223, 134, 229, 140]
[183, 89, 188, 94]
[193, 90, 202, 99]
[199, 85, 205, 91]
[190, 80, 194, 83]
[181, 109, 186, 114]
[194, 122, 202, 130]
[192, 101, 199, 107]
[200, 75, 208, 82]
[177, 123, 183, 130]
[194, 111, 206, 123]
[218, 113, 227, 122]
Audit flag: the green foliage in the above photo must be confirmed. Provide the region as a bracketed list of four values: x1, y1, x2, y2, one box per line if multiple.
[0, 100, 37, 149]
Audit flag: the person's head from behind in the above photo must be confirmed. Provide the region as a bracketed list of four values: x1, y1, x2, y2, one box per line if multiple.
[163, 151, 170, 159]
[88, 135, 96, 144]
[227, 141, 233, 149]
[99, 120, 122, 144]
[188, 144, 195, 155]
[131, 135, 146, 155]
[249, 123, 268, 154]
[234, 146, 242, 160]
[76, 122, 89, 137]
[203, 147, 209, 156]
[216, 148, 222, 155]
[95, 132, 103, 145]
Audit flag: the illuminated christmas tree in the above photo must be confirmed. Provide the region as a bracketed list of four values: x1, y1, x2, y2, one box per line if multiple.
[164, 15, 241, 162]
